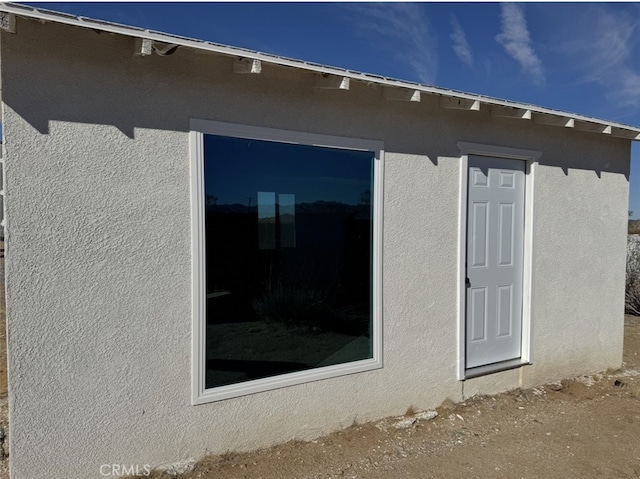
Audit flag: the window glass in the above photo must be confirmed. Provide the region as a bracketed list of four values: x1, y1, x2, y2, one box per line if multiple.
[203, 134, 375, 389]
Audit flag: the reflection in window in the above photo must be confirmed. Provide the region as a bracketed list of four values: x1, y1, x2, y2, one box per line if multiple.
[257, 191, 276, 250]
[203, 134, 375, 390]
[279, 193, 296, 248]
[256, 192, 296, 250]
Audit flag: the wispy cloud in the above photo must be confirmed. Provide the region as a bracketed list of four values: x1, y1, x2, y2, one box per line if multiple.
[618, 71, 640, 105]
[562, 7, 640, 108]
[348, 3, 437, 84]
[495, 3, 545, 85]
[450, 15, 473, 68]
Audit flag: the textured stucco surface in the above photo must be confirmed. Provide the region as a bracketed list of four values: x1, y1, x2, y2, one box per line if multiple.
[0, 19, 631, 478]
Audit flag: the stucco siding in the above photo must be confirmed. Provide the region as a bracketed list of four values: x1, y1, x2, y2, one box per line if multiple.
[0, 19, 631, 478]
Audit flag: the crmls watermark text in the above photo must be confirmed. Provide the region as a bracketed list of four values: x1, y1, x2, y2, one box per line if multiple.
[99, 464, 152, 477]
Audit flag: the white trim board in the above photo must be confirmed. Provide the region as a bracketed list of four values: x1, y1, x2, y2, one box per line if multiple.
[189, 119, 384, 404]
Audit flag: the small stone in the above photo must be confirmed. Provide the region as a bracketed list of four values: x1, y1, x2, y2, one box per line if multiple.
[547, 381, 563, 391]
[394, 410, 438, 428]
[157, 458, 197, 476]
[415, 411, 438, 422]
[393, 417, 416, 429]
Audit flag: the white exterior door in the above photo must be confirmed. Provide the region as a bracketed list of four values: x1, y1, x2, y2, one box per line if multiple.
[466, 155, 525, 369]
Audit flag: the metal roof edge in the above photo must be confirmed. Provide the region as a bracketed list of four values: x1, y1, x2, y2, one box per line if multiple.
[2, 2, 640, 138]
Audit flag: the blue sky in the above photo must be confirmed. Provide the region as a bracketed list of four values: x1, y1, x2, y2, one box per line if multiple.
[26, 2, 640, 218]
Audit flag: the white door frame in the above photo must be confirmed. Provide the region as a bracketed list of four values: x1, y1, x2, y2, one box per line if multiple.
[456, 142, 541, 380]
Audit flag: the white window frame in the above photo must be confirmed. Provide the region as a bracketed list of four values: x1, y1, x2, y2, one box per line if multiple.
[456, 141, 541, 380]
[190, 119, 384, 404]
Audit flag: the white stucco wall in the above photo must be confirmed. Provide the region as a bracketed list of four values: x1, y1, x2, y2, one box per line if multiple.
[0, 19, 631, 478]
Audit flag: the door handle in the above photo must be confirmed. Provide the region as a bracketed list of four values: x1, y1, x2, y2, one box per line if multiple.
[465, 277, 470, 287]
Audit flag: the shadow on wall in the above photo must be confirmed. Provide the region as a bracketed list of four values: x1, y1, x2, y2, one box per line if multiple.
[3, 17, 631, 181]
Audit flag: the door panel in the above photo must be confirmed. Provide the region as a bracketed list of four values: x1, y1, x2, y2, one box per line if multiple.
[471, 202, 488, 267]
[466, 156, 525, 369]
[470, 287, 487, 342]
[498, 203, 514, 266]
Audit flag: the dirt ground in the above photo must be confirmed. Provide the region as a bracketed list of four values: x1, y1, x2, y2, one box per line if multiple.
[146, 314, 640, 479]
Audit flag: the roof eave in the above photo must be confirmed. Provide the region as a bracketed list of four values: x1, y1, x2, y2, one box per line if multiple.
[1, 2, 639, 141]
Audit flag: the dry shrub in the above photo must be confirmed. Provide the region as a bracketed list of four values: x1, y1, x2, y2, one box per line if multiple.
[627, 239, 640, 316]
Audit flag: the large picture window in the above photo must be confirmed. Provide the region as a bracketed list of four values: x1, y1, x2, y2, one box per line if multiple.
[191, 120, 383, 403]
